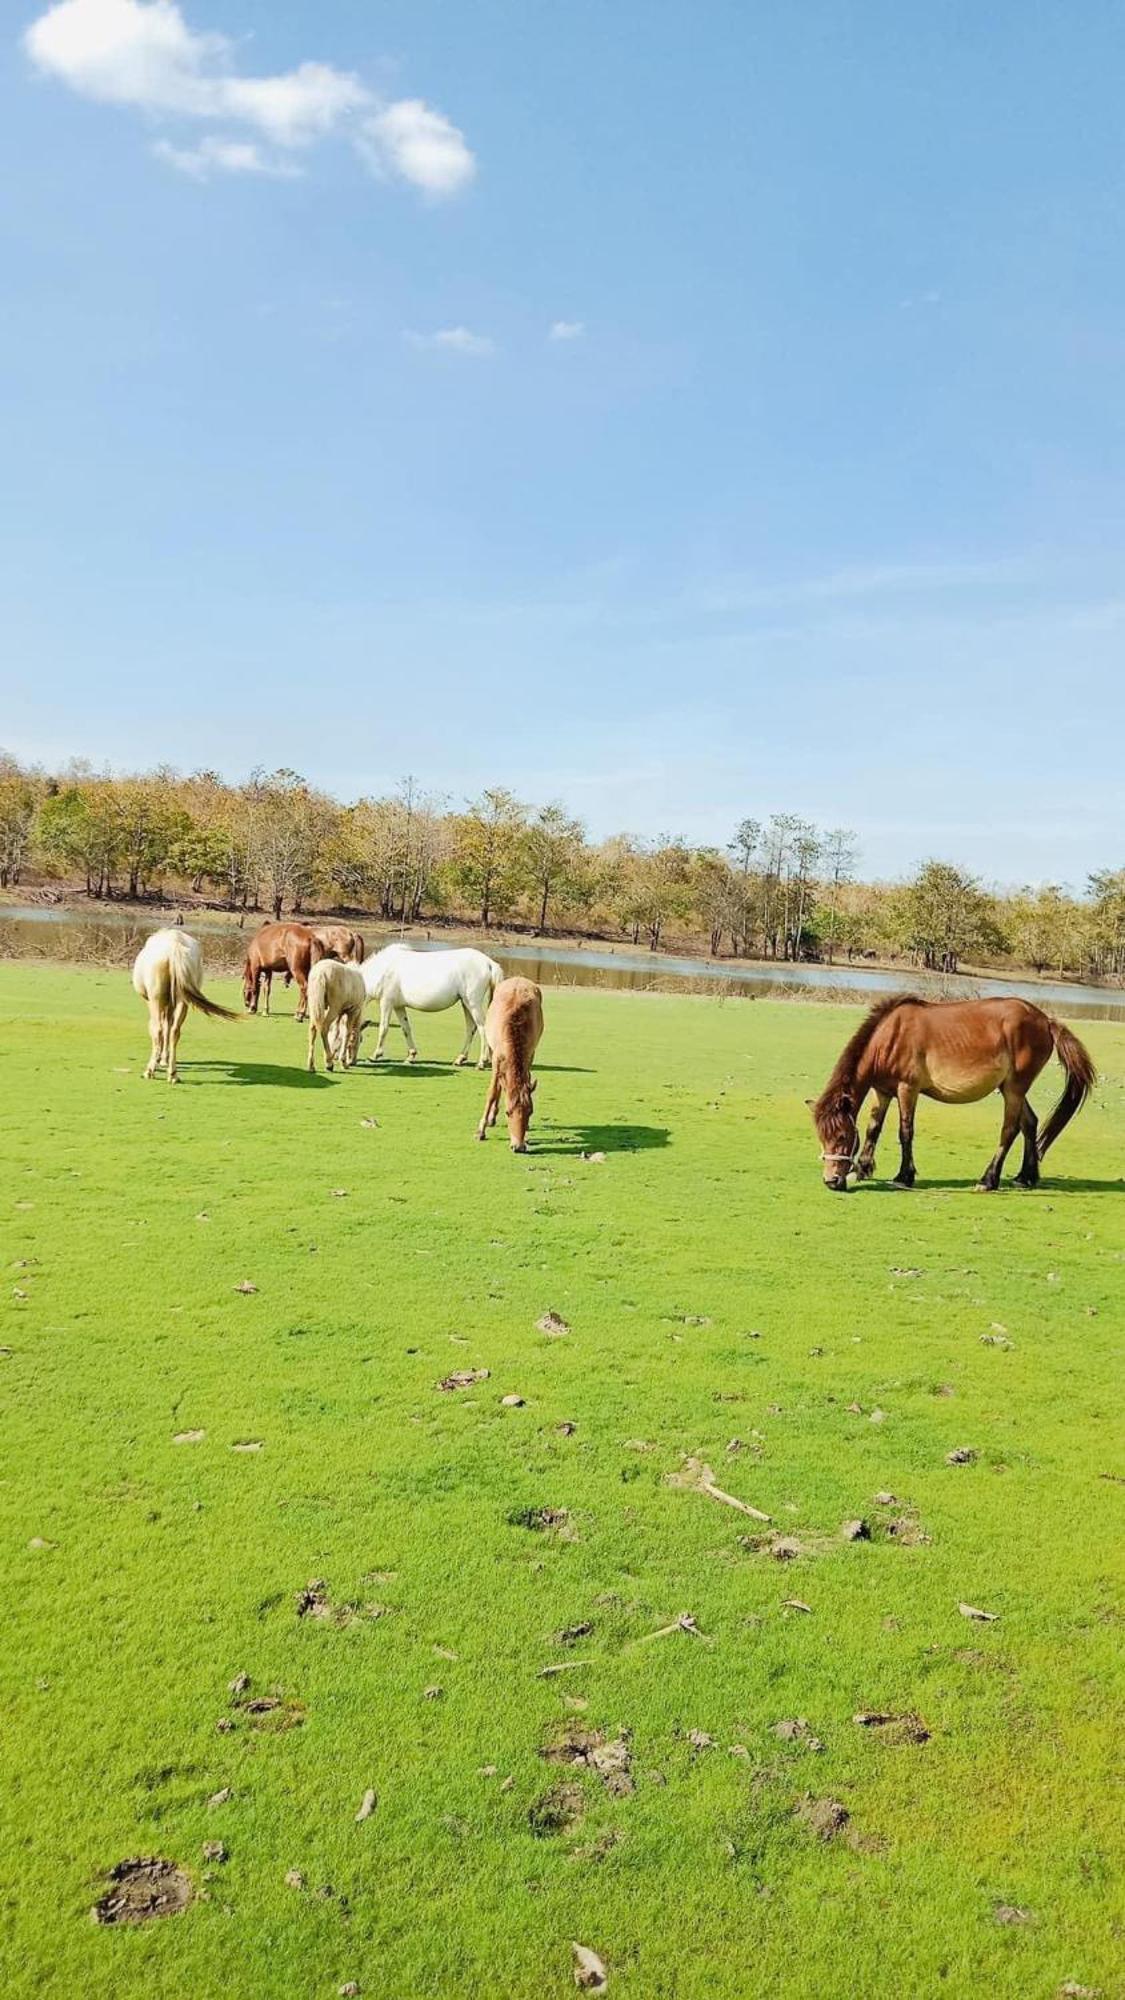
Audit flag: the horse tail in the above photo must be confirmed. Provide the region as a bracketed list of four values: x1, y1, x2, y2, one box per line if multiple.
[487, 957, 504, 995]
[1038, 1017, 1096, 1159]
[169, 936, 239, 1022]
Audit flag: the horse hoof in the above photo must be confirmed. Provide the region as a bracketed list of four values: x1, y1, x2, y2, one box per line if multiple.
[974, 1181, 999, 1193]
[890, 1178, 914, 1191]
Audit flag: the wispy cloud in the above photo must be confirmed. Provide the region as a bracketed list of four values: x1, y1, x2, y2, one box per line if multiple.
[404, 326, 495, 356]
[153, 134, 301, 178]
[23, 0, 476, 195]
[696, 555, 1030, 617]
[548, 319, 585, 342]
[358, 99, 475, 199]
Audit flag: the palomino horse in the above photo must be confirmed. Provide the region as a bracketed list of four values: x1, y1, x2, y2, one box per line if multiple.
[242, 922, 329, 1021]
[476, 977, 544, 1151]
[360, 944, 503, 1066]
[811, 994, 1095, 1192]
[305, 959, 367, 1073]
[132, 928, 236, 1082]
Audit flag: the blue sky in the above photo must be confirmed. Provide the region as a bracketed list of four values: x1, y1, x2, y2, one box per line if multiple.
[2, 0, 1123, 885]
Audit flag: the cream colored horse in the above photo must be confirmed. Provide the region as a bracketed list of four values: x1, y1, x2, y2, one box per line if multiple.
[132, 929, 236, 1082]
[306, 959, 367, 1073]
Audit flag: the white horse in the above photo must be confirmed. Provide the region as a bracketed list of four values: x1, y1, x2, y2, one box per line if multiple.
[360, 944, 503, 1066]
[131, 929, 236, 1082]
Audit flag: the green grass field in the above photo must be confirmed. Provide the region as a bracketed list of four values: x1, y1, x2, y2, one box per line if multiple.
[1, 963, 1123, 2000]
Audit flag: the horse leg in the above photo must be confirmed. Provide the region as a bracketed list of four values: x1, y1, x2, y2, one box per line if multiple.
[263, 969, 272, 1016]
[978, 1085, 1024, 1191]
[892, 1084, 918, 1188]
[1015, 1100, 1040, 1187]
[396, 1006, 418, 1061]
[166, 999, 188, 1082]
[295, 972, 308, 1024]
[855, 1091, 891, 1179]
[372, 998, 391, 1061]
[476, 1058, 503, 1140]
[144, 995, 163, 1079]
[454, 1001, 477, 1066]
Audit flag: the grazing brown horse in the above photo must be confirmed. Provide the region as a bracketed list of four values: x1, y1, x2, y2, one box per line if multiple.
[476, 977, 544, 1152]
[311, 924, 365, 964]
[812, 994, 1095, 1192]
[242, 922, 328, 1021]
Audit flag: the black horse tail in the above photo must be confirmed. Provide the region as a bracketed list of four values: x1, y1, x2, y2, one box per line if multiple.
[1037, 1018, 1096, 1159]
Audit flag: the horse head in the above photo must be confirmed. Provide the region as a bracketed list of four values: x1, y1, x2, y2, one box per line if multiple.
[810, 1089, 857, 1191]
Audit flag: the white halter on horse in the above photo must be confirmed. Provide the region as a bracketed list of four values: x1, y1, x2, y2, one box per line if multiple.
[360, 944, 503, 1067]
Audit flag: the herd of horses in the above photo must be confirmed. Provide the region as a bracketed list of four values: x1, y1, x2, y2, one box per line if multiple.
[131, 919, 1097, 1181]
[131, 921, 543, 1151]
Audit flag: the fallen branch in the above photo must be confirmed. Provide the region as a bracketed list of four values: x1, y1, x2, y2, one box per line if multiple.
[665, 1457, 771, 1521]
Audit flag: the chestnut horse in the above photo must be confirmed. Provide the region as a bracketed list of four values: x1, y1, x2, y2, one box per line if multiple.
[476, 976, 544, 1152]
[311, 924, 366, 964]
[242, 922, 328, 1021]
[812, 994, 1095, 1192]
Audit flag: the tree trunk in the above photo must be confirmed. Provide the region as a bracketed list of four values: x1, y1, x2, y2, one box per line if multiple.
[273, 892, 283, 920]
[537, 877, 550, 935]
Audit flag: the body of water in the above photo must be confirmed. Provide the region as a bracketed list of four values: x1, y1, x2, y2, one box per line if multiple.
[3, 905, 1124, 1022]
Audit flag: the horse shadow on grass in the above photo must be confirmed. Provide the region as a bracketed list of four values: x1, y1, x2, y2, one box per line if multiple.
[855, 1175, 1123, 1197]
[532, 1122, 671, 1157]
[179, 1061, 334, 1090]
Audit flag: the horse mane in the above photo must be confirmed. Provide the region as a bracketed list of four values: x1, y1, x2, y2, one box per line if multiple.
[814, 993, 920, 1112]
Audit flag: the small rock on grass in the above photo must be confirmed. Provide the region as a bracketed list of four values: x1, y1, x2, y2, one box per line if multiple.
[572, 1943, 608, 1991]
[339, 1984, 361, 1997]
[354, 1789, 377, 1822]
[840, 1519, 870, 1541]
[994, 1904, 1033, 1925]
[537, 1311, 570, 1336]
[500, 1393, 525, 1407]
[208, 1788, 232, 1808]
[172, 1430, 205, 1445]
[201, 1841, 226, 1864]
[234, 1281, 258, 1295]
[946, 1447, 977, 1465]
[284, 1869, 305, 1890]
[959, 1602, 999, 1622]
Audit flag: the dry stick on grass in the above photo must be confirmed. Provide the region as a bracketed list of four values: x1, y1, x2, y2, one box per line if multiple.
[665, 1457, 771, 1521]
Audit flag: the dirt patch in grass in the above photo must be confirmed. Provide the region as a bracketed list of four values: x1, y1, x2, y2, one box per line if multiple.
[528, 1780, 586, 1835]
[92, 1858, 193, 1925]
[542, 1724, 634, 1797]
[794, 1796, 850, 1841]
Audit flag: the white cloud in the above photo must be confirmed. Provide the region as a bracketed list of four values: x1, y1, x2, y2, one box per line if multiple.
[153, 133, 300, 178]
[404, 326, 494, 356]
[549, 319, 585, 341]
[359, 99, 475, 197]
[23, 0, 475, 194]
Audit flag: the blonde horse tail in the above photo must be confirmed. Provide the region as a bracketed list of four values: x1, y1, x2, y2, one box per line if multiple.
[169, 937, 239, 1022]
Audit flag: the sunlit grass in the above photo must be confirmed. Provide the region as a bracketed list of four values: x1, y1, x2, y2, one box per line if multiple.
[1, 964, 1122, 1998]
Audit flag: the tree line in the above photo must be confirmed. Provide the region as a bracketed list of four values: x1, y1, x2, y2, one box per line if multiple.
[1, 751, 1122, 979]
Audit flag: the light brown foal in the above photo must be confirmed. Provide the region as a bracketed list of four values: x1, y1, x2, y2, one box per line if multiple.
[476, 977, 544, 1153]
